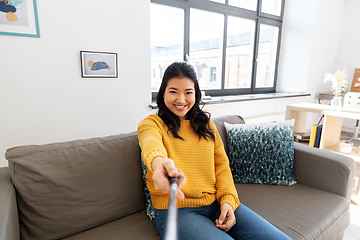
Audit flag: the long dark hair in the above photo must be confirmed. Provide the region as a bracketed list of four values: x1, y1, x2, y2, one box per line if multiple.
[156, 62, 215, 141]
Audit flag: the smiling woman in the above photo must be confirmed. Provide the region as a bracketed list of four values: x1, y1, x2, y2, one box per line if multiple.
[163, 78, 195, 120]
[137, 61, 292, 240]
[156, 61, 214, 141]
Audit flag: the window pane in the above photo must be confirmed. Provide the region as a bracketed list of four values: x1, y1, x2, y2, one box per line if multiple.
[261, 0, 282, 16]
[228, 0, 257, 11]
[150, 4, 184, 92]
[189, 8, 224, 90]
[208, 0, 225, 4]
[255, 24, 279, 88]
[225, 16, 255, 89]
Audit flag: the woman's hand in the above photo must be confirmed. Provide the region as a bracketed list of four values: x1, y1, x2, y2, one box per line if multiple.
[215, 203, 236, 232]
[151, 157, 187, 200]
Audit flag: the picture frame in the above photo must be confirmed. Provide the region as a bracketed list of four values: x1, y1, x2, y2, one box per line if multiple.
[80, 51, 118, 78]
[349, 69, 360, 93]
[0, 0, 40, 38]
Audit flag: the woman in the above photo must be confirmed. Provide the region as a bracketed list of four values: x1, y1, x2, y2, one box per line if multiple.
[138, 62, 291, 240]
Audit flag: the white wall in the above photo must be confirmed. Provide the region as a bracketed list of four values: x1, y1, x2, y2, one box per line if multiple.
[276, 0, 318, 94]
[0, 0, 154, 167]
[307, 0, 346, 97]
[336, 0, 360, 71]
[335, 0, 360, 131]
[279, 0, 360, 133]
[278, 0, 346, 98]
[277, 0, 347, 130]
[337, 0, 360, 84]
[0, 0, 354, 167]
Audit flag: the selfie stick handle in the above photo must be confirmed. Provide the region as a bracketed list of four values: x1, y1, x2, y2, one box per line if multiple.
[164, 177, 179, 240]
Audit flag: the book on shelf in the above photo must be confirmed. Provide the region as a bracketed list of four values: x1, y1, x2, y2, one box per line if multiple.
[294, 137, 310, 143]
[314, 125, 323, 148]
[294, 132, 310, 140]
[309, 124, 319, 147]
[294, 132, 310, 143]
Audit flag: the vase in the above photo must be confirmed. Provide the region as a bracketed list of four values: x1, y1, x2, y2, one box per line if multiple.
[331, 96, 343, 110]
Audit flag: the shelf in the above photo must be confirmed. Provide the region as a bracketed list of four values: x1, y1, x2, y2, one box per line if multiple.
[286, 103, 360, 151]
[295, 140, 360, 162]
[324, 144, 360, 162]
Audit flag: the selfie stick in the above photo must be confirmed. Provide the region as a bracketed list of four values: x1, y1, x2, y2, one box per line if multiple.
[164, 177, 179, 240]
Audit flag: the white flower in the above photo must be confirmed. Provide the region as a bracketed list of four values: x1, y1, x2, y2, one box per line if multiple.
[324, 68, 348, 97]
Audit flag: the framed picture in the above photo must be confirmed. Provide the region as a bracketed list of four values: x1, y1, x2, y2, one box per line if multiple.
[0, 0, 40, 38]
[349, 69, 360, 93]
[80, 51, 118, 78]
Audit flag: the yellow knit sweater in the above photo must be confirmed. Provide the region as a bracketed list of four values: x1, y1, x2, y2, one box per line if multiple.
[137, 114, 240, 211]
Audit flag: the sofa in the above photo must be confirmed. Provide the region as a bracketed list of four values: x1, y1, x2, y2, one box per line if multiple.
[0, 115, 355, 240]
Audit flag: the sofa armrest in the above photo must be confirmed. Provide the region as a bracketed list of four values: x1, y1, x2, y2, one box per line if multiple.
[293, 143, 355, 201]
[0, 167, 20, 240]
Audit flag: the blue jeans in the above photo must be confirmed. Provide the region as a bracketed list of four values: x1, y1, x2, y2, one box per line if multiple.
[154, 201, 292, 240]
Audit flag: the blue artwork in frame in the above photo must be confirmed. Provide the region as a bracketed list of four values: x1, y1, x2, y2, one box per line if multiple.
[80, 51, 118, 78]
[0, 0, 40, 38]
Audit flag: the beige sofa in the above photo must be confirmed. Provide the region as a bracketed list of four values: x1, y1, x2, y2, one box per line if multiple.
[0, 115, 355, 240]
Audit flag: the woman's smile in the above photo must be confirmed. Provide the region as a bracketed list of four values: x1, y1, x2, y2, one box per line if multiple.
[175, 105, 187, 110]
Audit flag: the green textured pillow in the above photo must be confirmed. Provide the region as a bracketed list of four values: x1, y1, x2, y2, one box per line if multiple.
[224, 120, 296, 185]
[140, 157, 155, 219]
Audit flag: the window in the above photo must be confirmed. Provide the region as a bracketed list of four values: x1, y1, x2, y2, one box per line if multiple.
[229, 0, 257, 11]
[225, 16, 255, 89]
[210, 67, 217, 82]
[255, 24, 279, 88]
[197, 67, 203, 79]
[150, 4, 184, 92]
[209, 0, 226, 4]
[150, 0, 285, 98]
[189, 8, 224, 90]
[261, 0, 282, 17]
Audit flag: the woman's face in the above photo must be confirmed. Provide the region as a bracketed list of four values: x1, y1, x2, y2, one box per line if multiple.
[163, 77, 196, 120]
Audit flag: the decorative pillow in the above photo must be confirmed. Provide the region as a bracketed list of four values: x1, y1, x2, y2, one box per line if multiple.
[140, 156, 155, 219]
[224, 120, 296, 185]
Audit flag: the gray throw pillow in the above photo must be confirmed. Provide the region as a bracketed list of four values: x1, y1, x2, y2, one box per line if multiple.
[224, 120, 296, 185]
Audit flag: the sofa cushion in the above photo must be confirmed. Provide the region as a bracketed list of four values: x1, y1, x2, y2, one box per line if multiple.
[235, 183, 350, 240]
[225, 120, 296, 185]
[5, 132, 145, 240]
[63, 210, 161, 240]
